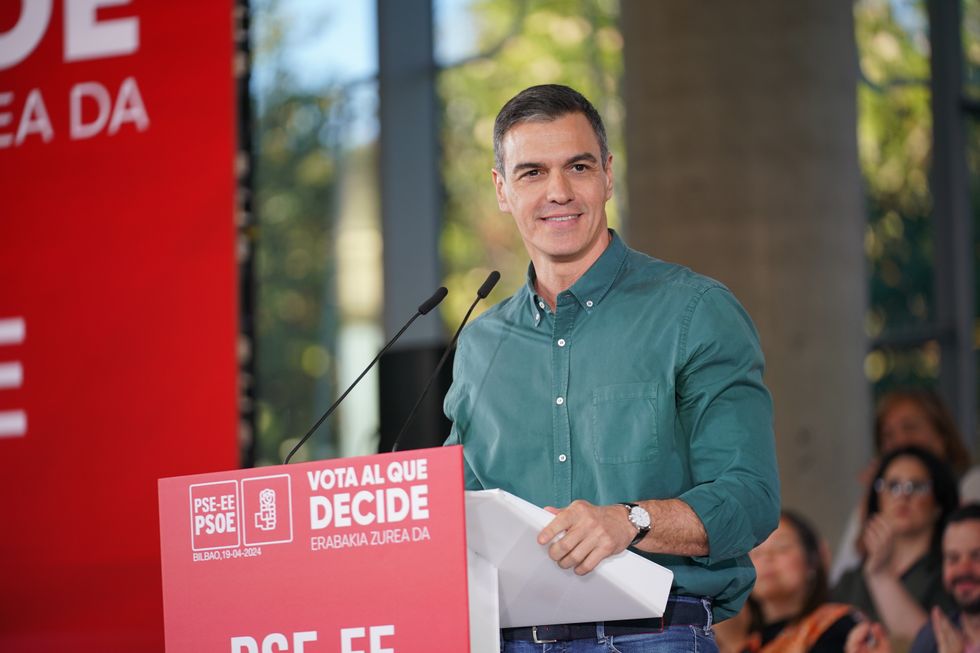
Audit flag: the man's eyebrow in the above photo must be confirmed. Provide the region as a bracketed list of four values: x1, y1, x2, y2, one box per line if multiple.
[510, 152, 599, 176]
[511, 161, 545, 175]
[565, 152, 598, 166]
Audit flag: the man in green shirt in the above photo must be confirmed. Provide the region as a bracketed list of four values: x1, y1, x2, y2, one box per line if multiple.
[444, 84, 780, 651]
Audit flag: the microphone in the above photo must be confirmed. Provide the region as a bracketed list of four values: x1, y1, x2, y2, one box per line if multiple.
[283, 286, 448, 464]
[391, 271, 500, 452]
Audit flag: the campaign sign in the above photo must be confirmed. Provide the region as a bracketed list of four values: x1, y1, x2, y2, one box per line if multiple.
[0, 0, 238, 648]
[158, 446, 470, 652]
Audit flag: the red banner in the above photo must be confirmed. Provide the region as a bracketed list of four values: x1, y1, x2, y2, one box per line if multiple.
[159, 447, 471, 652]
[0, 1, 238, 650]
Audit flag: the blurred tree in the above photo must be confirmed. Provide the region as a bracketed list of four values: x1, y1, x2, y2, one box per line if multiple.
[965, 0, 980, 100]
[251, 1, 342, 465]
[854, 0, 940, 393]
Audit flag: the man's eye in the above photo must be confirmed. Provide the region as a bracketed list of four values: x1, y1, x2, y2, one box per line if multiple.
[571, 163, 589, 172]
[522, 170, 540, 178]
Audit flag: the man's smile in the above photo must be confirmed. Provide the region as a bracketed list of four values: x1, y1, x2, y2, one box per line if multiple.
[540, 214, 581, 222]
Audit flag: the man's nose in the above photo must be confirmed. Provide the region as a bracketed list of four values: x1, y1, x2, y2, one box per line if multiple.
[546, 172, 573, 204]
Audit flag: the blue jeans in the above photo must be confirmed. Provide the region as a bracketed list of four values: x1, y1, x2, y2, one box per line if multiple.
[500, 597, 718, 653]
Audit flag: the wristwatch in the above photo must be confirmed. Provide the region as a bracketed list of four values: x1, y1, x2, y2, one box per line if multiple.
[620, 502, 651, 546]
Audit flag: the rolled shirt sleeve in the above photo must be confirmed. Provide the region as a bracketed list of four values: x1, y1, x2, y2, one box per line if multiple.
[675, 287, 780, 563]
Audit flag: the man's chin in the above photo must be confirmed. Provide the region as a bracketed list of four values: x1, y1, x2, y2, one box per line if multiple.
[959, 596, 980, 615]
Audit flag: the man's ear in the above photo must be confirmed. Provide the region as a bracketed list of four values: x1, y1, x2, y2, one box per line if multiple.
[491, 168, 510, 212]
[603, 154, 614, 201]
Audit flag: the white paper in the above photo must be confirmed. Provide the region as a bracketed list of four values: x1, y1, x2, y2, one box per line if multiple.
[465, 489, 674, 628]
[467, 549, 501, 653]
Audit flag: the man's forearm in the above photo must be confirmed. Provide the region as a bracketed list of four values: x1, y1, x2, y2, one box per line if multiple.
[632, 498, 709, 557]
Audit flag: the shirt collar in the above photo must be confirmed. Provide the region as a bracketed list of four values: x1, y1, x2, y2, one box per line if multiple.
[523, 229, 628, 321]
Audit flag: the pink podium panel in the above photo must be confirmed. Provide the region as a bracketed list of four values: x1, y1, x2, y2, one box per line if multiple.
[159, 446, 470, 652]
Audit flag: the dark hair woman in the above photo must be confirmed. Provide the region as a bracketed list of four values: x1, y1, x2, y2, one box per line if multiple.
[831, 446, 959, 644]
[831, 389, 978, 585]
[745, 511, 862, 652]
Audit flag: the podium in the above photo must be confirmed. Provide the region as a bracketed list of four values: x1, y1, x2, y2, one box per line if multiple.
[158, 446, 672, 652]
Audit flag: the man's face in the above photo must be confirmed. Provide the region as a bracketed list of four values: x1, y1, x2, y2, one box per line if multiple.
[491, 112, 613, 269]
[943, 520, 980, 614]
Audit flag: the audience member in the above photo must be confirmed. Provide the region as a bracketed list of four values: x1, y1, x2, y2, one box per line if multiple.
[832, 390, 975, 584]
[875, 391, 971, 477]
[832, 446, 959, 642]
[909, 503, 980, 653]
[743, 511, 863, 652]
[715, 602, 756, 653]
[845, 505, 980, 653]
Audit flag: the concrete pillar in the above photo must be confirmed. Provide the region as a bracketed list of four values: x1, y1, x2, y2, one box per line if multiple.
[622, 1, 870, 547]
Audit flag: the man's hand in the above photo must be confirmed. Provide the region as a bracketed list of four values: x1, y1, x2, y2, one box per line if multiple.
[845, 621, 891, 653]
[932, 606, 965, 653]
[536, 499, 635, 575]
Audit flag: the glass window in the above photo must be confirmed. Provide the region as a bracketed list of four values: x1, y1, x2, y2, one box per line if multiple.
[856, 0, 933, 332]
[250, 0, 382, 465]
[855, 0, 938, 397]
[964, 0, 980, 102]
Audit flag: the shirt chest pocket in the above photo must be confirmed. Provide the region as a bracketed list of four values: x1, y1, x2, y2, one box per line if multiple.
[590, 382, 660, 464]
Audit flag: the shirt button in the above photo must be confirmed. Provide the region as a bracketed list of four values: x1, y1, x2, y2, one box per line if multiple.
[557, 338, 566, 347]
[585, 300, 594, 308]
[558, 454, 567, 462]
[538, 301, 546, 309]
[556, 396, 564, 406]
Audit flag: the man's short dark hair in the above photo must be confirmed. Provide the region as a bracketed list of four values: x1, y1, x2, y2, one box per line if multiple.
[493, 84, 609, 176]
[947, 503, 980, 528]
[944, 503, 980, 615]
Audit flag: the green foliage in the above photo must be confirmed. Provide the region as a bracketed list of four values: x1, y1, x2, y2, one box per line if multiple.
[855, 0, 939, 392]
[965, 0, 980, 99]
[438, 0, 625, 323]
[251, 5, 342, 466]
[856, 0, 933, 328]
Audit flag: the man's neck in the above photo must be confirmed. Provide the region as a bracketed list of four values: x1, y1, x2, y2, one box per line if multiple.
[532, 231, 612, 311]
[958, 612, 980, 647]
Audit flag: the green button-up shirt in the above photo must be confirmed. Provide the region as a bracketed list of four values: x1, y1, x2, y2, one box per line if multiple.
[444, 231, 779, 621]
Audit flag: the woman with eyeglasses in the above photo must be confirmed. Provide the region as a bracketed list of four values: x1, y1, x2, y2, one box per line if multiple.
[831, 390, 975, 586]
[831, 446, 959, 646]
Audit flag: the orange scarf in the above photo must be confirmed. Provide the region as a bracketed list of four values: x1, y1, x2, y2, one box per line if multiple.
[745, 604, 855, 653]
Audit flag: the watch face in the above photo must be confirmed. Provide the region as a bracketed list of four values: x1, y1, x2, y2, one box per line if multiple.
[629, 506, 651, 529]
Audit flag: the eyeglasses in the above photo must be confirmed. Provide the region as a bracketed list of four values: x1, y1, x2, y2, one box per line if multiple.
[873, 478, 933, 498]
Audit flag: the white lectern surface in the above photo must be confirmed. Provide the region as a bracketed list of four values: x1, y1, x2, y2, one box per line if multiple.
[465, 489, 674, 628]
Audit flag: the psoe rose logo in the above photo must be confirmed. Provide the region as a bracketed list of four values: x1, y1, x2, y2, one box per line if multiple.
[255, 489, 277, 531]
[242, 474, 293, 546]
